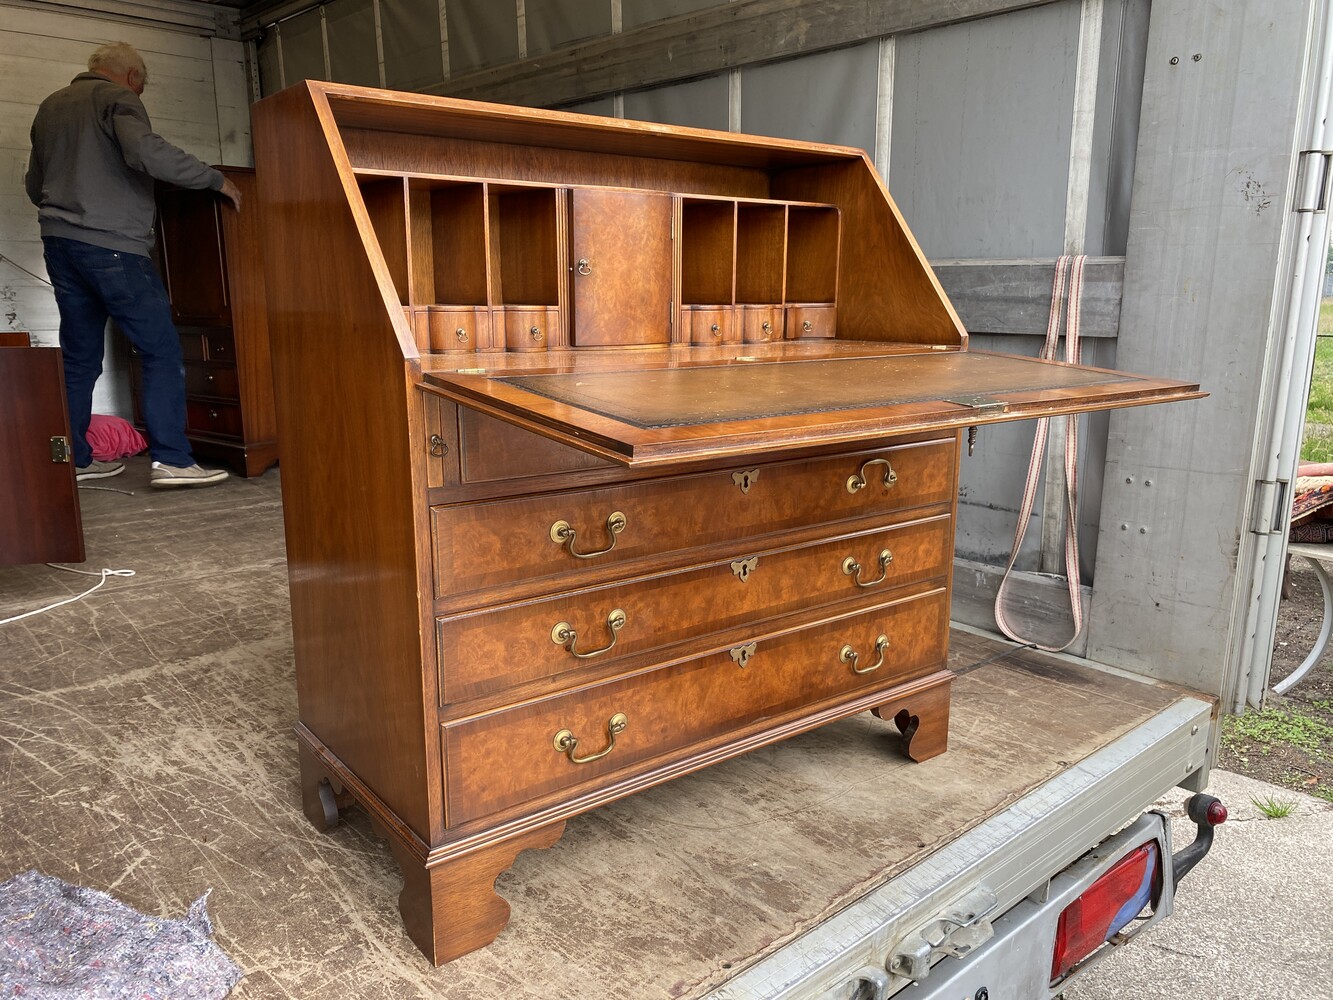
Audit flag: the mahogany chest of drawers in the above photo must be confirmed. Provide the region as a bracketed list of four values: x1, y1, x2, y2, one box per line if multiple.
[252, 82, 1200, 964]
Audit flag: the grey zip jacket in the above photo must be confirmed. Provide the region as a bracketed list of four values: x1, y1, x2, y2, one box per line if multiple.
[25, 73, 224, 257]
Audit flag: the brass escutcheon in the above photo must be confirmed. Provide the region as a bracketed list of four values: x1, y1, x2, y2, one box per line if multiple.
[550, 608, 627, 658]
[842, 549, 893, 588]
[550, 511, 627, 558]
[553, 712, 627, 764]
[732, 469, 760, 494]
[730, 556, 759, 583]
[729, 642, 758, 669]
[846, 457, 899, 494]
[839, 635, 890, 675]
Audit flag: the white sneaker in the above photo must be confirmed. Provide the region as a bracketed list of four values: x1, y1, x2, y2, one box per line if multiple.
[76, 460, 124, 481]
[150, 461, 229, 489]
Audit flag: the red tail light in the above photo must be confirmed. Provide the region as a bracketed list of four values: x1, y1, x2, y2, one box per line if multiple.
[1050, 840, 1161, 983]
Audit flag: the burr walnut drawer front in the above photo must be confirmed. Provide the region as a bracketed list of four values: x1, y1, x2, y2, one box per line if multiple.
[431, 438, 957, 600]
[436, 513, 951, 703]
[440, 588, 948, 826]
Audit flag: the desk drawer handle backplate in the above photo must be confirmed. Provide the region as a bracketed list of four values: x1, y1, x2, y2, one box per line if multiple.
[840, 634, 890, 674]
[550, 511, 627, 558]
[847, 458, 899, 494]
[553, 712, 628, 764]
[843, 549, 893, 587]
[550, 608, 627, 658]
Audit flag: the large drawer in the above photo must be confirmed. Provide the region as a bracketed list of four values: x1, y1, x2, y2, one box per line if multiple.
[431, 438, 957, 601]
[440, 588, 948, 826]
[437, 513, 951, 703]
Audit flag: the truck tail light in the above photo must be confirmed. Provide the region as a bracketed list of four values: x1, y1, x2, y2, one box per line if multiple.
[1050, 840, 1161, 983]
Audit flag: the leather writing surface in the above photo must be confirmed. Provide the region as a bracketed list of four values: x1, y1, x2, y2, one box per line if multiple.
[502, 352, 1146, 428]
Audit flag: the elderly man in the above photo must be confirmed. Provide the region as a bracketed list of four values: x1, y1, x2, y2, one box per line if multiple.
[26, 41, 240, 488]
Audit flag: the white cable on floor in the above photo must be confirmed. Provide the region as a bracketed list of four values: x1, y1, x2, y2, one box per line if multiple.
[0, 564, 136, 626]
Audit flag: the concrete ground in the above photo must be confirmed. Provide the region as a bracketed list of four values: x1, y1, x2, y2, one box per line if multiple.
[1064, 769, 1333, 1000]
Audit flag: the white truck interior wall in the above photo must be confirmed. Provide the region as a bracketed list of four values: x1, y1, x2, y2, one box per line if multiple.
[1088, 0, 1318, 700]
[0, 0, 249, 424]
[623, 74, 729, 133]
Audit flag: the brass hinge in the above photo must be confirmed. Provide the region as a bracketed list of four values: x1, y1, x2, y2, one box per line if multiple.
[50, 436, 71, 463]
[945, 395, 1010, 414]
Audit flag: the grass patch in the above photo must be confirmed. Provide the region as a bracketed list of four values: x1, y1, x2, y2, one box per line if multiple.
[1251, 794, 1298, 818]
[1303, 317, 1333, 462]
[1222, 707, 1333, 755]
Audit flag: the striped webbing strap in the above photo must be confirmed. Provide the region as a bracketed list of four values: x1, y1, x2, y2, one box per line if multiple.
[993, 254, 1087, 652]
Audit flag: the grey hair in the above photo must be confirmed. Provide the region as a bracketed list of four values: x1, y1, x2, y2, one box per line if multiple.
[88, 42, 147, 78]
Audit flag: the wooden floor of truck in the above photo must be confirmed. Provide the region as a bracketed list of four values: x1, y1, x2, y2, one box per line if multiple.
[0, 458, 1199, 1000]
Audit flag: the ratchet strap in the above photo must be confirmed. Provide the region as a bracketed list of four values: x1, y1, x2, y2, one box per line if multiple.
[993, 254, 1086, 652]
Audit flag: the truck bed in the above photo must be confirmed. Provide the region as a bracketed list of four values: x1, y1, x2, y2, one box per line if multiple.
[0, 470, 1211, 999]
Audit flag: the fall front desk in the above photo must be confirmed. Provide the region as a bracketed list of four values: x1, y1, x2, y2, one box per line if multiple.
[252, 82, 1202, 965]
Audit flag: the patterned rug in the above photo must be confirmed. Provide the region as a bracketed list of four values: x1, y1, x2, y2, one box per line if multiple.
[0, 871, 241, 999]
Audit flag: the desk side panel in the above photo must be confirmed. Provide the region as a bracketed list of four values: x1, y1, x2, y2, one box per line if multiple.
[253, 84, 435, 841]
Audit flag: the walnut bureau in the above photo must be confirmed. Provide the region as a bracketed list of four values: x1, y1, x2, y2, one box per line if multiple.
[252, 82, 1202, 965]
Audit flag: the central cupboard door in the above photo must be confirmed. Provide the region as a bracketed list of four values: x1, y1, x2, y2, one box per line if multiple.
[569, 189, 674, 346]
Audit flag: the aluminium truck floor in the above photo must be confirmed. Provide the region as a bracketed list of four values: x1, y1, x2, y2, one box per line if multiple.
[0, 458, 1190, 999]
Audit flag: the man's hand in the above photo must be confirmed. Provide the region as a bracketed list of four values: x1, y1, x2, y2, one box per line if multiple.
[219, 176, 242, 211]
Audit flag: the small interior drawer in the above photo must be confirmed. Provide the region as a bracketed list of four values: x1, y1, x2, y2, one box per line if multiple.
[503, 307, 558, 352]
[785, 304, 836, 339]
[429, 306, 491, 352]
[684, 305, 736, 345]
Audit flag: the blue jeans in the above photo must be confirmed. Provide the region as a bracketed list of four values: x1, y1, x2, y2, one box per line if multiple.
[43, 236, 194, 468]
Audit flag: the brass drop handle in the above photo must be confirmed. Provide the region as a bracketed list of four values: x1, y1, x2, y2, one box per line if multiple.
[761, 320, 773, 336]
[711, 323, 721, 336]
[802, 319, 813, 333]
[846, 457, 899, 494]
[530, 326, 543, 341]
[553, 712, 628, 764]
[577, 258, 592, 275]
[428, 433, 447, 457]
[842, 549, 893, 587]
[550, 510, 628, 559]
[550, 608, 627, 659]
[455, 327, 468, 342]
[840, 634, 890, 675]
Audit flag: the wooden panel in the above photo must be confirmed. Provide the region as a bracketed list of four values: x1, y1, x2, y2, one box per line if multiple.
[437, 514, 952, 703]
[431, 439, 957, 601]
[400, 0, 1065, 111]
[680, 199, 736, 305]
[736, 202, 787, 304]
[423, 393, 462, 490]
[158, 186, 228, 325]
[458, 408, 613, 483]
[773, 160, 964, 346]
[0, 346, 83, 566]
[253, 84, 436, 842]
[426, 350, 1202, 467]
[429, 182, 489, 306]
[359, 176, 411, 305]
[570, 188, 674, 346]
[786, 205, 840, 304]
[442, 589, 949, 825]
[931, 258, 1125, 338]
